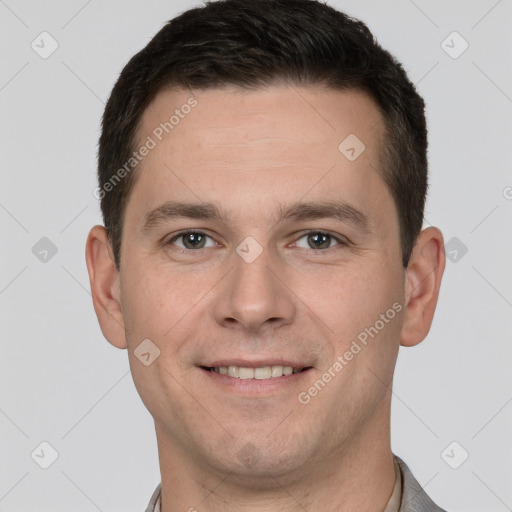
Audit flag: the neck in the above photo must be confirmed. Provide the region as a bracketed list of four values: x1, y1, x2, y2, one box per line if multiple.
[156, 397, 395, 512]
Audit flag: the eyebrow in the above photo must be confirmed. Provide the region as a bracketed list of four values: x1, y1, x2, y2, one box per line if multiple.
[140, 199, 372, 235]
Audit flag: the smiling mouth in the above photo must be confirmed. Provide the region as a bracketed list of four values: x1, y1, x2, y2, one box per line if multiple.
[201, 365, 311, 380]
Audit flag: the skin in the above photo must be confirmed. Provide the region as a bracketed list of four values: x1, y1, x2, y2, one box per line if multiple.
[86, 85, 445, 512]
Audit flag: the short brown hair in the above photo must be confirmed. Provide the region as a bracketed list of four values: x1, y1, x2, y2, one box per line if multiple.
[97, 0, 428, 270]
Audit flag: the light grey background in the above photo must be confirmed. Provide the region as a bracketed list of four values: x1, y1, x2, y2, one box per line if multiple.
[1, 1, 511, 511]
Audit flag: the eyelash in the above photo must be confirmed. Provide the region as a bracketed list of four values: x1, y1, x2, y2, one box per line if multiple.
[165, 229, 348, 253]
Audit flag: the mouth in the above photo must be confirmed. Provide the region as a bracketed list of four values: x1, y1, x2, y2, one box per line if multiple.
[200, 365, 312, 380]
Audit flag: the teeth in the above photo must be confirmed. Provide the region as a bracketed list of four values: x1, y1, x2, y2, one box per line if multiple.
[254, 366, 271, 379]
[239, 367, 254, 379]
[210, 365, 303, 379]
[271, 365, 283, 377]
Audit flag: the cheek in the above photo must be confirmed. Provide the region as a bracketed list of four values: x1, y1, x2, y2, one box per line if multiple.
[120, 260, 203, 345]
[309, 258, 404, 348]
[119, 267, 202, 416]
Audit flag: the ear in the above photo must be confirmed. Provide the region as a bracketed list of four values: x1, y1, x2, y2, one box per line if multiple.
[400, 226, 446, 347]
[85, 225, 127, 349]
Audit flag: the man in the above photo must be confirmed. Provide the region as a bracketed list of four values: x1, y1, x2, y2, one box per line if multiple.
[85, 0, 447, 510]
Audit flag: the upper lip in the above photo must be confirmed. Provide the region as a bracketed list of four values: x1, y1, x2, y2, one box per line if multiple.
[201, 360, 310, 368]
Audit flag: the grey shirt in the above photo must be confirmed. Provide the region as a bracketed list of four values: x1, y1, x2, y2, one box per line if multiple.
[144, 454, 447, 512]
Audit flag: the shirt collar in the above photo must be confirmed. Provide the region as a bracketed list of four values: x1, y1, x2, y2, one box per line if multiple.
[382, 456, 402, 512]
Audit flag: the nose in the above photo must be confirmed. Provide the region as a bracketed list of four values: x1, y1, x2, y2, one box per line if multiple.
[213, 244, 296, 333]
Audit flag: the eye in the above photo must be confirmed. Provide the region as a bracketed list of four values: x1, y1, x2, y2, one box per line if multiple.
[165, 230, 346, 252]
[167, 230, 217, 250]
[294, 231, 346, 250]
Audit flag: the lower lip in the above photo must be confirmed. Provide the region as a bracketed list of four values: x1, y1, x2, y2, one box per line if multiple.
[200, 367, 311, 395]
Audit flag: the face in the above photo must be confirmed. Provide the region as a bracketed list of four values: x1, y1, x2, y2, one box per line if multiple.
[113, 85, 407, 479]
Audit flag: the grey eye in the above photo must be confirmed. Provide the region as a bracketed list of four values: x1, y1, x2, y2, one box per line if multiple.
[295, 232, 341, 250]
[171, 232, 215, 250]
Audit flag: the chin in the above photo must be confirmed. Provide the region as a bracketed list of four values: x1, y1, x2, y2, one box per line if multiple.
[205, 435, 312, 482]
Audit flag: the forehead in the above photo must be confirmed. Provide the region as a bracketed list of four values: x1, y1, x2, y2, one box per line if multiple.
[138, 84, 384, 158]
[127, 84, 394, 231]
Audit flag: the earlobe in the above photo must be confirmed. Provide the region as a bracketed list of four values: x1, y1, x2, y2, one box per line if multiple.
[85, 225, 127, 349]
[400, 227, 446, 347]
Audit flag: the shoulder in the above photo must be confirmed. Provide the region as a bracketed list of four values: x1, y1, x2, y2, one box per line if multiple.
[144, 483, 162, 512]
[395, 455, 448, 512]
